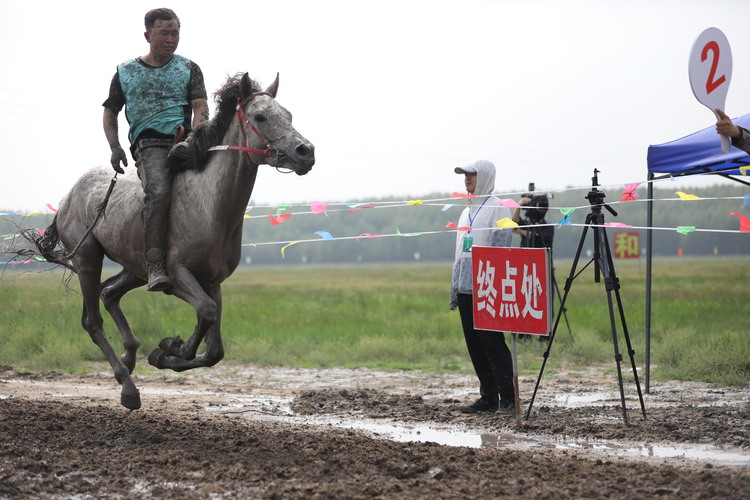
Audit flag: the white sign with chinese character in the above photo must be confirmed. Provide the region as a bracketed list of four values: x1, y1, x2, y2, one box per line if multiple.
[472, 247, 552, 335]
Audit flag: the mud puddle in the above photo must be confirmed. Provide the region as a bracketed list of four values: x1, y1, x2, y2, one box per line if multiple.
[201, 394, 749, 468]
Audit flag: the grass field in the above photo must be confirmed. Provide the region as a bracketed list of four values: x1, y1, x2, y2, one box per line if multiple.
[0, 257, 748, 385]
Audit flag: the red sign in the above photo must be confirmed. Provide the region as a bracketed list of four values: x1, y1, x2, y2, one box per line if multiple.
[472, 247, 552, 335]
[613, 232, 640, 259]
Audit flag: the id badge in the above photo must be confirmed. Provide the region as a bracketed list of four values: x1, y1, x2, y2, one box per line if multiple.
[462, 236, 473, 252]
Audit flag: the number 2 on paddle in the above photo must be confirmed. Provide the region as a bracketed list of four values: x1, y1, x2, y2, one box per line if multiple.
[701, 40, 726, 94]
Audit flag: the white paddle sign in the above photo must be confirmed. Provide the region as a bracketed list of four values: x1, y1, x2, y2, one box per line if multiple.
[689, 27, 733, 153]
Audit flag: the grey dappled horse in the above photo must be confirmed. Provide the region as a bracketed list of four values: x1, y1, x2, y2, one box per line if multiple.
[37, 73, 314, 409]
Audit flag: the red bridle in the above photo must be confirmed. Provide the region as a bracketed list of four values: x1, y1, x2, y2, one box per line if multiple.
[209, 94, 273, 162]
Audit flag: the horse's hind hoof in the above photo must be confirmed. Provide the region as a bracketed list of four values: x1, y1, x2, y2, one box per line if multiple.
[121, 389, 141, 410]
[159, 336, 184, 356]
[148, 348, 167, 369]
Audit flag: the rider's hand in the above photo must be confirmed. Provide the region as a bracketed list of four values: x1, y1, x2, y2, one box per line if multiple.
[110, 145, 128, 174]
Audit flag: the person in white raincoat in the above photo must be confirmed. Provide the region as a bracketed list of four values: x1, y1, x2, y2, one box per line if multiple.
[450, 160, 515, 413]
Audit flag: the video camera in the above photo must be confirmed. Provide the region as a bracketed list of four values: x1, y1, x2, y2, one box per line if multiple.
[521, 183, 552, 223]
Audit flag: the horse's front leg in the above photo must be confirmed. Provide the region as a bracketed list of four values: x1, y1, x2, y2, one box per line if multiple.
[147, 266, 224, 371]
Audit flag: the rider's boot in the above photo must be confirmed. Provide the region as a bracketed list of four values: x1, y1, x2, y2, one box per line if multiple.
[146, 247, 170, 292]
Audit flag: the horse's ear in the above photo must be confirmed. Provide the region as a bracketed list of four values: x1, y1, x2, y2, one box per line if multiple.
[264, 73, 279, 99]
[239, 73, 254, 100]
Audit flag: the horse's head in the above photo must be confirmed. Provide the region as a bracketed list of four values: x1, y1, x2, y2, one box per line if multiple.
[237, 73, 315, 175]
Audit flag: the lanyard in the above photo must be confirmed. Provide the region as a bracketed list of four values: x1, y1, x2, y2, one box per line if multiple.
[467, 196, 490, 234]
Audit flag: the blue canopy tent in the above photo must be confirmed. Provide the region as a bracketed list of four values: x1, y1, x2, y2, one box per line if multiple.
[644, 114, 750, 391]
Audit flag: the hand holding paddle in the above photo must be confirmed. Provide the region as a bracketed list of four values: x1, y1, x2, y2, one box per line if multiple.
[715, 108, 740, 141]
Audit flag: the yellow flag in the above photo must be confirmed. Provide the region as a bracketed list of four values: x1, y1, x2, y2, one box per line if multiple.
[496, 217, 519, 229]
[676, 191, 702, 201]
[281, 241, 300, 258]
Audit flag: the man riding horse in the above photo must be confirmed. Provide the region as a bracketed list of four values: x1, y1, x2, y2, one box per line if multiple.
[102, 8, 208, 291]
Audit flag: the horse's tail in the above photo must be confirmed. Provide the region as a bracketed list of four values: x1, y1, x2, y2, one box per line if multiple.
[20, 215, 75, 272]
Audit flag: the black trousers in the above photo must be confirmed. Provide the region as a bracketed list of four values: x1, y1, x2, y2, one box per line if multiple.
[457, 293, 514, 403]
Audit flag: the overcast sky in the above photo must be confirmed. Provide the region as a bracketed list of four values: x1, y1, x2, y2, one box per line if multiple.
[2, 0, 750, 212]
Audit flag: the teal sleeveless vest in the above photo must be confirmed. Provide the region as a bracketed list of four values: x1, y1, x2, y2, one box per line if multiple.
[118, 54, 191, 144]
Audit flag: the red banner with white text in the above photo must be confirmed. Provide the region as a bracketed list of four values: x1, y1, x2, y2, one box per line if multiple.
[472, 247, 552, 335]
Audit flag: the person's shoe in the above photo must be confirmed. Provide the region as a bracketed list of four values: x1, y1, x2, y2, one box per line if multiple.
[458, 398, 499, 414]
[147, 261, 171, 292]
[496, 399, 516, 414]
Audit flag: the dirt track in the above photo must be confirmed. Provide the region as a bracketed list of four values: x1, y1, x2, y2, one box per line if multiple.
[1, 363, 748, 499]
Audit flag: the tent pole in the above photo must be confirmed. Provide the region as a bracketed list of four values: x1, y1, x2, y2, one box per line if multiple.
[645, 172, 654, 393]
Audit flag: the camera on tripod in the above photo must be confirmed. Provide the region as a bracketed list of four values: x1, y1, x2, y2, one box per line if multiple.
[521, 182, 552, 223]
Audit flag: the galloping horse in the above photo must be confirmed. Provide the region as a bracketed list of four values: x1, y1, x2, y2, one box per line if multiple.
[36, 73, 314, 409]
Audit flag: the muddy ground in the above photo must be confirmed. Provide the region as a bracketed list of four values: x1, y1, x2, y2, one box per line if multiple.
[0, 363, 748, 499]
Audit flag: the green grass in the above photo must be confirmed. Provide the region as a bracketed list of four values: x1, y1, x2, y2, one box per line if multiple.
[0, 257, 748, 385]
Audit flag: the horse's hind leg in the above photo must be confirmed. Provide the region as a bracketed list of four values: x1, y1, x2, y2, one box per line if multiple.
[100, 271, 146, 374]
[75, 251, 141, 409]
[148, 266, 224, 371]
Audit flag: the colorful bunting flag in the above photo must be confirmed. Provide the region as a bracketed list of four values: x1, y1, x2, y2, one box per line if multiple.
[730, 212, 750, 232]
[348, 205, 374, 214]
[496, 218, 518, 229]
[311, 202, 329, 214]
[619, 183, 641, 202]
[498, 199, 521, 208]
[314, 231, 335, 240]
[356, 233, 385, 242]
[281, 241, 300, 257]
[445, 222, 471, 231]
[676, 191, 702, 201]
[557, 208, 574, 225]
[396, 228, 423, 237]
[451, 192, 476, 199]
[269, 214, 292, 225]
[604, 222, 633, 228]
[676, 226, 696, 235]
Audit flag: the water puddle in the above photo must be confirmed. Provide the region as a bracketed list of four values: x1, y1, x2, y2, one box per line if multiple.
[204, 399, 749, 468]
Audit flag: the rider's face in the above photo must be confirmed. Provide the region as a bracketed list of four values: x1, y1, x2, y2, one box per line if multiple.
[145, 19, 180, 59]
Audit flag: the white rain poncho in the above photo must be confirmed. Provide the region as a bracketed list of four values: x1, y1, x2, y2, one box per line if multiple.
[449, 160, 512, 309]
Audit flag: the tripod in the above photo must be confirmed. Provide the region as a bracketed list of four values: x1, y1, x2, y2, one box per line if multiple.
[526, 169, 646, 425]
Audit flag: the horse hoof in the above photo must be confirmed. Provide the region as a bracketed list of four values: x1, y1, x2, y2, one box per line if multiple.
[159, 336, 184, 356]
[121, 389, 141, 410]
[148, 348, 167, 369]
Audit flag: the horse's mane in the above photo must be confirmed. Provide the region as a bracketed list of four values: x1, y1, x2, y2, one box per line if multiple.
[172, 73, 263, 172]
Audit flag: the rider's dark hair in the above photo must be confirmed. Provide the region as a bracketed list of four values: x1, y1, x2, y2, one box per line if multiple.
[144, 8, 180, 31]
